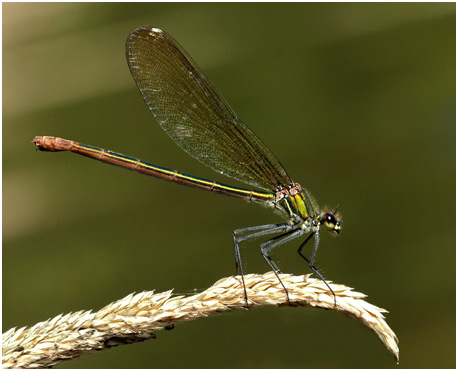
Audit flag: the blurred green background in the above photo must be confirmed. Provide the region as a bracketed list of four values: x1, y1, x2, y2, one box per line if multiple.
[3, 3, 455, 368]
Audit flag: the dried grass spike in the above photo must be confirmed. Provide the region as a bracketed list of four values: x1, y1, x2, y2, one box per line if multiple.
[2, 272, 399, 368]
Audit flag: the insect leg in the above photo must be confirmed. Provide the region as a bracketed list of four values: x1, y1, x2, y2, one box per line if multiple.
[233, 223, 292, 306]
[297, 231, 337, 307]
[260, 229, 305, 305]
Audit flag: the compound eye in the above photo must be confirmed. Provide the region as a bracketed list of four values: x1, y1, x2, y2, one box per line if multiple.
[322, 213, 341, 235]
[324, 213, 336, 227]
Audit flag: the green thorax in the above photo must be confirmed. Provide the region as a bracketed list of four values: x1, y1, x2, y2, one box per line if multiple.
[277, 189, 318, 221]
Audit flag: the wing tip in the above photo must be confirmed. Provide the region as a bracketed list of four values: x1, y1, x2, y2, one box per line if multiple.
[151, 27, 163, 34]
[130, 25, 164, 37]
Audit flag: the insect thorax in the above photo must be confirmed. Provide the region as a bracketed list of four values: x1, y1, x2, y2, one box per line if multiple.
[276, 185, 320, 224]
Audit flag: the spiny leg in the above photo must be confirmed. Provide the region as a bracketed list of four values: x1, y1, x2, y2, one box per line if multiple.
[260, 229, 305, 305]
[297, 231, 337, 307]
[233, 223, 292, 306]
[234, 223, 292, 275]
[234, 223, 293, 245]
[257, 227, 302, 272]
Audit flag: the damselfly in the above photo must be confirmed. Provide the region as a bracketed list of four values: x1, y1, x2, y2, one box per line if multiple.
[33, 26, 342, 306]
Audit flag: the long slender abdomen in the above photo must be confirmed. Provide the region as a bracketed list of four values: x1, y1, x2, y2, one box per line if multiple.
[32, 136, 275, 204]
